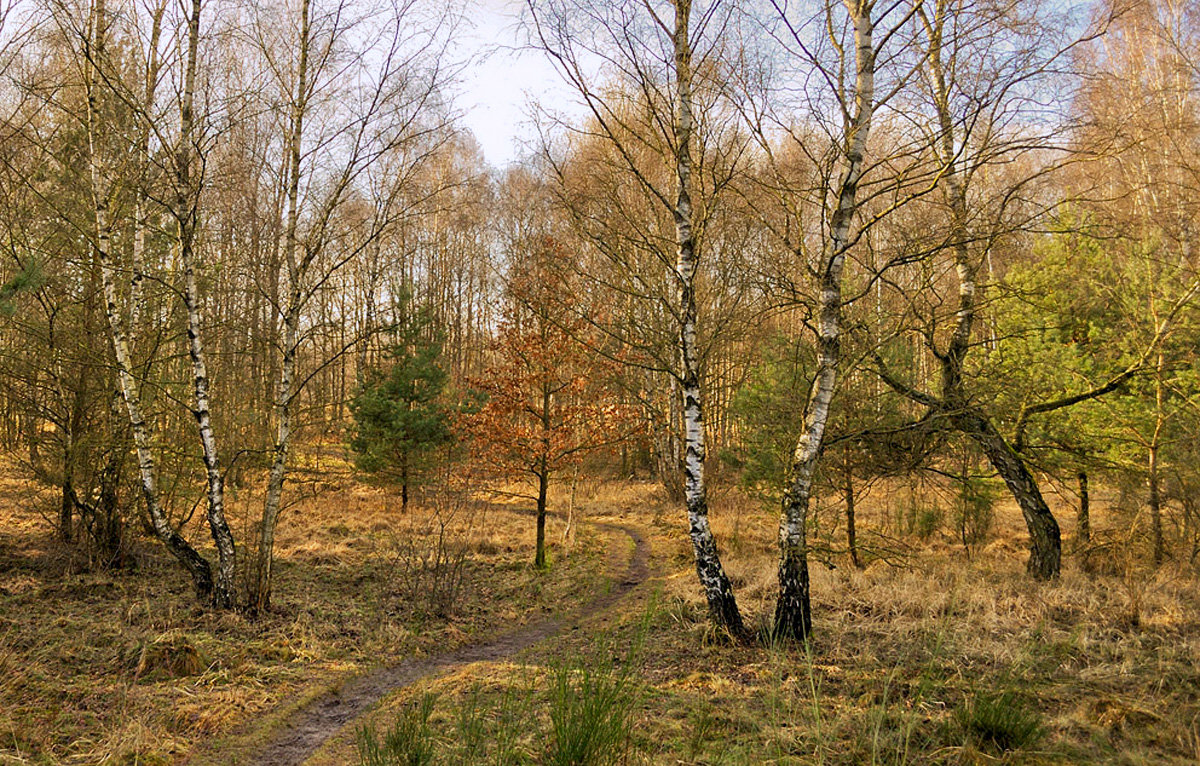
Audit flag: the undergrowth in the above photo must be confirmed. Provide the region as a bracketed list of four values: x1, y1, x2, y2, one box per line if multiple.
[957, 688, 1047, 753]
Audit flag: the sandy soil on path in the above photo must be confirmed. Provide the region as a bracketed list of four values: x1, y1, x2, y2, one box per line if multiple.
[189, 518, 652, 766]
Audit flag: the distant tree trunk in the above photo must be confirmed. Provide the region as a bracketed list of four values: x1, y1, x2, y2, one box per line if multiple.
[565, 460, 580, 542]
[671, 0, 745, 640]
[59, 385, 83, 545]
[95, 409, 125, 565]
[535, 462, 549, 569]
[1077, 470, 1090, 544]
[1150, 354, 1166, 564]
[59, 476, 74, 545]
[1149, 445, 1164, 565]
[401, 453, 409, 513]
[845, 448, 861, 569]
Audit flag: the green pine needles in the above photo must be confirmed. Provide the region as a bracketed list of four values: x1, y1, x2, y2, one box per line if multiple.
[351, 304, 453, 511]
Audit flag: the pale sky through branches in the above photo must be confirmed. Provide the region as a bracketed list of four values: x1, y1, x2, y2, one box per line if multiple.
[454, 0, 580, 168]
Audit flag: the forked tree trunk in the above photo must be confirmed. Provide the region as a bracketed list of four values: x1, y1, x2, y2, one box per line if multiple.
[776, 0, 875, 642]
[176, 0, 236, 608]
[672, 0, 745, 640]
[87, 0, 213, 598]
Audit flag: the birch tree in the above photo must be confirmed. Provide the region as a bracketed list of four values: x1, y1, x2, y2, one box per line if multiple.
[739, 0, 928, 640]
[867, 0, 1128, 579]
[171, 0, 238, 608]
[528, 0, 751, 638]
[81, 0, 219, 598]
[772, 0, 879, 640]
[248, 0, 454, 612]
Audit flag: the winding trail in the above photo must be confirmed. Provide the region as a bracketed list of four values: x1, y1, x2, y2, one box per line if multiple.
[238, 520, 650, 765]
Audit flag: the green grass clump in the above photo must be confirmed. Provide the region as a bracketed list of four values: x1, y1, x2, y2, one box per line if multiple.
[958, 689, 1046, 753]
[545, 658, 637, 766]
[355, 693, 438, 766]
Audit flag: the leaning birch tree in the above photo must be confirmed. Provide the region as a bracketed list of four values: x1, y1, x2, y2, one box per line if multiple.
[873, 0, 1118, 580]
[82, 0, 218, 598]
[747, 0, 925, 640]
[774, 0, 879, 641]
[171, 0, 238, 609]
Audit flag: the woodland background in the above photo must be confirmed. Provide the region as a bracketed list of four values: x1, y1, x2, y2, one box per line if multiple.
[1, 0, 1200, 762]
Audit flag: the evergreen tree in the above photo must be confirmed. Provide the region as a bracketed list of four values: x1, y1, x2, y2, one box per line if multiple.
[351, 308, 452, 511]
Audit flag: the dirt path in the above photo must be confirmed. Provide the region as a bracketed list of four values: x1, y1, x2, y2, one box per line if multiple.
[235, 520, 650, 766]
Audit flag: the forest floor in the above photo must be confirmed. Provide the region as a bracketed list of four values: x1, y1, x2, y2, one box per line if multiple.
[2, 460, 1200, 764]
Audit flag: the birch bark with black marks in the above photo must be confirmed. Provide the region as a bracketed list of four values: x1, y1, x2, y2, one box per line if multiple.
[86, 0, 213, 598]
[775, 0, 875, 643]
[919, 0, 1060, 579]
[174, 0, 237, 608]
[672, 0, 746, 639]
[524, 0, 745, 635]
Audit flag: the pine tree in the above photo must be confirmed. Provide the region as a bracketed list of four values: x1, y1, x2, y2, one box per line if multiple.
[351, 308, 452, 511]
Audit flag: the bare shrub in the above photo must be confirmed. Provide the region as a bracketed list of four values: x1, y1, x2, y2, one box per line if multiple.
[372, 478, 478, 619]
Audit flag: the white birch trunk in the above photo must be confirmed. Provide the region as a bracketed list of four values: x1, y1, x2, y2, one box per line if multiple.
[775, 0, 875, 641]
[672, 0, 745, 639]
[87, 0, 214, 597]
[175, 0, 237, 608]
[253, 0, 310, 612]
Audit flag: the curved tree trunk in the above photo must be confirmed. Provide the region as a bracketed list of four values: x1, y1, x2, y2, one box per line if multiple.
[775, 0, 875, 642]
[920, 0, 1060, 578]
[87, 0, 213, 599]
[956, 409, 1061, 579]
[175, 0, 236, 608]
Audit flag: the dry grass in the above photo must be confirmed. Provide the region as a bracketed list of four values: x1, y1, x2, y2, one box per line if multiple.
[632, 478, 1200, 764]
[310, 476, 1200, 765]
[3, 458, 1199, 765]
[0, 459, 609, 764]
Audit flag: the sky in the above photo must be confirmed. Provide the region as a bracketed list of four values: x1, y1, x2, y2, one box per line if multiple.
[451, 0, 578, 169]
